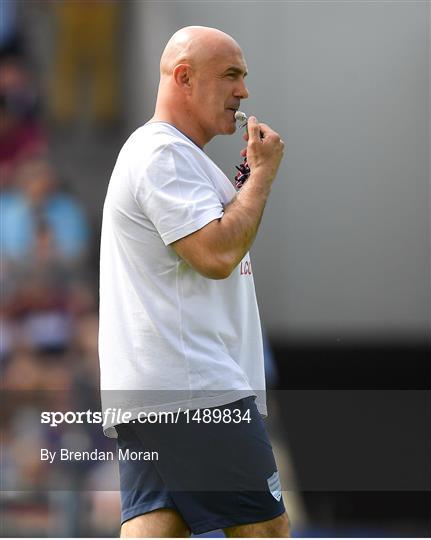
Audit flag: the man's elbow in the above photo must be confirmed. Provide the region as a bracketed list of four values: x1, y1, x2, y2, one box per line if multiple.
[198, 255, 236, 280]
[205, 266, 231, 280]
[173, 241, 236, 279]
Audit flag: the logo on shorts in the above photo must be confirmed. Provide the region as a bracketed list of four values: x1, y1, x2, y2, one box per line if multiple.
[267, 471, 282, 501]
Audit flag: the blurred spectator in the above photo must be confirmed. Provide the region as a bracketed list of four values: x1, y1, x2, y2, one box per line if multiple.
[2, 351, 47, 391]
[6, 284, 73, 354]
[1, 272, 93, 355]
[1, 156, 90, 264]
[0, 55, 47, 189]
[86, 464, 121, 535]
[50, 2, 121, 128]
[71, 311, 100, 390]
[0, 0, 24, 57]
[1, 156, 92, 354]
[2, 408, 49, 489]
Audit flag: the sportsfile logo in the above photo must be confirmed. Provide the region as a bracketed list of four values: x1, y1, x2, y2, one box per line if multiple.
[267, 471, 282, 501]
[40, 407, 252, 427]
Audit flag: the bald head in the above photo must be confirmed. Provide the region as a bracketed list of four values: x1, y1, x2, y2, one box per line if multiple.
[154, 26, 248, 147]
[160, 26, 242, 77]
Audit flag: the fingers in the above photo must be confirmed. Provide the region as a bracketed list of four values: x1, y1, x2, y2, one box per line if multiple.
[258, 123, 279, 140]
[247, 117, 282, 144]
[240, 147, 247, 157]
[247, 116, 261, 142]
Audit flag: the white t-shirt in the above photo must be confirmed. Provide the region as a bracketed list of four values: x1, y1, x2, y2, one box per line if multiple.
[99, 122, 266, 437]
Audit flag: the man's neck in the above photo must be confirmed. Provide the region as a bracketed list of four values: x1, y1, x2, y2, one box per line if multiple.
[151, 106, 208, 149]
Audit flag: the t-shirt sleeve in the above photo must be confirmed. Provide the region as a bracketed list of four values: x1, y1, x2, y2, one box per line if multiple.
[134, 142, 224, 245]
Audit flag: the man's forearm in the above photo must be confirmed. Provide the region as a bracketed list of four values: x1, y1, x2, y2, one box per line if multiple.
[171, 170, 274, 280]
[212, 169, 273, 271]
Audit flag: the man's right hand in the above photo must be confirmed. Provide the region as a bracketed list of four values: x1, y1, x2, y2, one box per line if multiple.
[241, 116, 285, 184]
[172, 118, 285, 280]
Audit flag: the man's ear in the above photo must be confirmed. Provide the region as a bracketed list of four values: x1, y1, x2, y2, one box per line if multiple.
[173, 64, 193, 92]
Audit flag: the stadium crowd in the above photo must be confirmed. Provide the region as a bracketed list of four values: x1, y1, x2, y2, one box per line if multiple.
[1, 3, 121, 536]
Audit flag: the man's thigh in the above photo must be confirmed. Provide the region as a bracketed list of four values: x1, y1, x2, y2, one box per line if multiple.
[120, 508, 190, 538]
[224, 511, 291, 538]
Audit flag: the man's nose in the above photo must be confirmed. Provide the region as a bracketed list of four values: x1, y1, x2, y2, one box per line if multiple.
[235, 79, 249, 99]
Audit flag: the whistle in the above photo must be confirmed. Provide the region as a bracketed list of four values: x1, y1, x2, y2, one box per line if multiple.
[234, 110, 248, 129]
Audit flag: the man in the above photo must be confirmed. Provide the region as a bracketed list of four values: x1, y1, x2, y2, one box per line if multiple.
[98, 26, 289, 537]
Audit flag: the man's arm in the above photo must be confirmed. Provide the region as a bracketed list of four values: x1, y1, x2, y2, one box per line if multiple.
[171, 117, 285, 279]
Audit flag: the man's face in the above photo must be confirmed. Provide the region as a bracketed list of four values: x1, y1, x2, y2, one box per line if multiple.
[189, 44, 249, 143]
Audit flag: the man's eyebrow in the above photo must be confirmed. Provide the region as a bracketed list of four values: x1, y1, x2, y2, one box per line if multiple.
[223, 66, 248, 77]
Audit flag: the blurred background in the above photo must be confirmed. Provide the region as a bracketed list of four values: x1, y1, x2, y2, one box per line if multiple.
[0, 0, 429, 537]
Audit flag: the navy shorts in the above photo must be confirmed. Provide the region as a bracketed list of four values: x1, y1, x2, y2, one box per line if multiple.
[116, 396, 285, 534]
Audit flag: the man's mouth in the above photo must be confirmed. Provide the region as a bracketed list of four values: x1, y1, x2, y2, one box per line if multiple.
[227, 107, 239, 118]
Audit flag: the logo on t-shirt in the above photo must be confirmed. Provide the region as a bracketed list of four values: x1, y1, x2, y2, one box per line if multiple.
[240, 260, 252, 275]
[267, 471, 282, 501]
